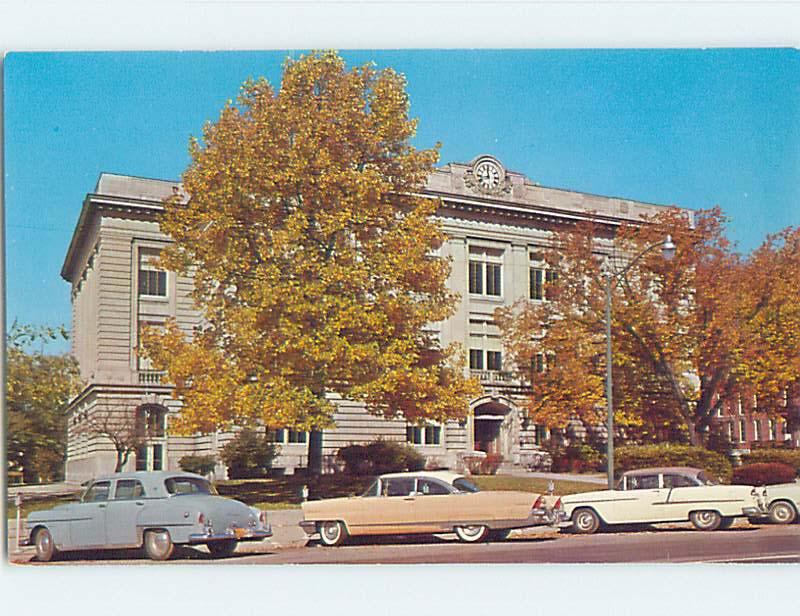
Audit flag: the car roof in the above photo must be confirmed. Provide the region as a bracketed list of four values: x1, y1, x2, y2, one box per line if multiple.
[623, 467, 703, 477]
[91, 470, 206, 483]
[378, 470, 465, 484]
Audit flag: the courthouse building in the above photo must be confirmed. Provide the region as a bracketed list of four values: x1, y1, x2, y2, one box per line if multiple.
[63, 155, 694, 481]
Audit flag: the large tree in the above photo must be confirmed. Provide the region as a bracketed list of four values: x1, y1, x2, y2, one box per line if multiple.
[497, 208, 800, 445]
[143, 51, 479, 473]
[7, 324, 83, 483]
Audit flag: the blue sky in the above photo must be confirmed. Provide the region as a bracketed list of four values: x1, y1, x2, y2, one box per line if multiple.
[5, 49, 799, 353]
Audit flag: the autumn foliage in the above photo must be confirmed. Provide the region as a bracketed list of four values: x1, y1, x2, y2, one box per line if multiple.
[142, 52, 480, 469]
[497, 207, 800, 444]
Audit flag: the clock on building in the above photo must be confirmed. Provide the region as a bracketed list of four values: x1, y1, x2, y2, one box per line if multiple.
[475, 159, 502, 190]
[465, 156, 510, 196]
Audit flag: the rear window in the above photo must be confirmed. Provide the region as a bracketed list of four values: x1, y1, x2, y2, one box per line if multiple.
[164, 477, 216, 495]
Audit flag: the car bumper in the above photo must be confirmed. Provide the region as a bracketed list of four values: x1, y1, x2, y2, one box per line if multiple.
[299, 520, 318, 535]
[742, 506, 767, 517]
[188, 525, 272, 544]
[529, 508, 569, 526]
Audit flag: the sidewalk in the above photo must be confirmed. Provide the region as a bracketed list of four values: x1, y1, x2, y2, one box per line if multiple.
[503, 469, 607, 484]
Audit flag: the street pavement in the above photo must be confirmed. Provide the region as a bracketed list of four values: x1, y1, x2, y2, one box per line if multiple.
[9, 516, 800, 565]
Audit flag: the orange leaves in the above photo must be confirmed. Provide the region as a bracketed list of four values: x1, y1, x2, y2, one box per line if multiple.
[144, 51, 474, 435]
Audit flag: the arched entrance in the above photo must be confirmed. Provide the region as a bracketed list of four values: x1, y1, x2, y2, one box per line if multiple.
[471, 397, 517, 459]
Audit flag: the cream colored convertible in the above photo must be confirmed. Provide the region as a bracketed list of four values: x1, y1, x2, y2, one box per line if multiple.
[300, 470, 565, 546]
[561, 467, 767, 534]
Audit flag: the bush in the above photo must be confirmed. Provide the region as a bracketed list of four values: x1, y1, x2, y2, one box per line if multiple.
[467, 453, 504, 475]
[178, 454, 217, 476]
[545, 441, 605, 474]
[220, 429, 279, 479]
[742, 449, 800, 475]
[337, 439, 426, 476]
[615, 444, 733, 483]
[732, 462, 797, 486]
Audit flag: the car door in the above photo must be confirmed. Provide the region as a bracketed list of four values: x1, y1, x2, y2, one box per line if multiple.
[70, 480, 111, 547]
[357, 477, 418, 534]
[604, 474, 667, 523]
[411, 477, 455, 532]
[105, 479, 147, 546]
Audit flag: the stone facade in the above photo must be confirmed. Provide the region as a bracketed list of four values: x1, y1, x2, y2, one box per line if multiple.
[62, 155, 678, 482]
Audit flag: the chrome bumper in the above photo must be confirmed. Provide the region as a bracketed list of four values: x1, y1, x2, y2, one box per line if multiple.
[299, 521, 318, 535]
[531, 508, 568, 526]
[742, 506, 766, 517]
[188, 525, 272, 544]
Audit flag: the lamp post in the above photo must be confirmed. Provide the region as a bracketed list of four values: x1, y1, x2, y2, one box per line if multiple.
[604, 235, 675, 489]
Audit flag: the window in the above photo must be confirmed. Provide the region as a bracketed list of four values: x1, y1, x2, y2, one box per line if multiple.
[361, 480, 379, 497]
[469, 246, 503, 297]
[726, 421, 733, 443]
[739, 418, 747, 443]
[164, 477, 215, 495]
[406, 424, 442, 446]
[769, 419, 777, 441]
[469, 349, 484, 370]
[530, 252, 558, 301]
[545, 270, 558, 299]
[737, 395, 744, 415]
[138, 269, 166, 296]
[83, 481, 111, 503]
[487, 351, 502, 371]
[417, 478, 451, 495]
[532, 353, 545, 374]
[274, 428, 308, 444]
[663, 474, 698, 488]
[136, 406, 166, 438]
[138, 249, 167, 297]
[626, 475, 659, 490]
[530, 268, 544, 300]
[753, 419, 763, 442]
[383, 477, 415, 497]
[115, 480, 145, 500]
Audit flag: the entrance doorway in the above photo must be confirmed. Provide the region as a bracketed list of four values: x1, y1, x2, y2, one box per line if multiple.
[472, 400, 513, 457]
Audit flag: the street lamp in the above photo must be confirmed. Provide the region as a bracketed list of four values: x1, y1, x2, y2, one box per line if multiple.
[604, 235, 675, 489]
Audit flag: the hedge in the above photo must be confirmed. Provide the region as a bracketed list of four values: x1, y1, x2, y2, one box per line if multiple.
[742, 449, 800, 476]
[615, 444, 732, 483]
[732, 463, 797, 486]
[337, 439, 426, 475]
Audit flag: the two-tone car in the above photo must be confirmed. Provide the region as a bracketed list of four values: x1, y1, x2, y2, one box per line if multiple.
[758, 480, 800, 524]
[300, 470, 566, 546]
[22, 471, 272, 561]
[561, 466, 767, 534]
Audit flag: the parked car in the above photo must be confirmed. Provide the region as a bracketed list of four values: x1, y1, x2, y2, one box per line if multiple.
[22, 471, 272, 562]
[756, 480, 800, 524]
[561, 466, 767, 534]
[299, 470, 566, 546]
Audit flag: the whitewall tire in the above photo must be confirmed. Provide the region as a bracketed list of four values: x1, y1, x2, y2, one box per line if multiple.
[34, 528, 57, 562]
[768, 501, 797, 525]
[572, 508, 601, 534]
[454, 525, 489, 543]
[318, 521, 348, 547]
[690, 510, 722, 531]
[143, 529, 175, 560]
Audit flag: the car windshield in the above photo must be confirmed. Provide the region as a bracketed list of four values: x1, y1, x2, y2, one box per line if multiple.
[361, 480, 379, 497]
[452, 478, 480, 493]
[164, 477, 217, 496]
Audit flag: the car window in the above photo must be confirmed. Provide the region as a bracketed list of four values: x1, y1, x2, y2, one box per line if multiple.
[382, 478, 415, 497]
[663, 474, 698, 488]
[361, 480, 379, 497]
[417, 478, 451, 495]
[452, 478, 480, 493]
[626, 475, 659, 490]
[83, 481, 111, 502]
[697, 471, 718, 486]
[164, 477, 215, 495]
[115, 479, 146, 500]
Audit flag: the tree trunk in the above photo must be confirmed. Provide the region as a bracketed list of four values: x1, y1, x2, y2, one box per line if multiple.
[115, 448, 131, 473]
[308, 430, 323, 475]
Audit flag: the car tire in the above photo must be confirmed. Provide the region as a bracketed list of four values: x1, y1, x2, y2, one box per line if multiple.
[718, 516, 736, 530]
[318, 521, 348, 547]
[488, 529, 511, 542]
[768, 501, 797, 525]
[690, 510, 722, 531]
[34, 527, 58, 562]
[572, 508, 601, 535]
[454, 525, 490, 543]
[207, 540, 238, 558]
[143, 529, 175, 561]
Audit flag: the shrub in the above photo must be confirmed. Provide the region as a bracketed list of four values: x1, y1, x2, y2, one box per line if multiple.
[615, 444, 733, 483]
[742, 449, 800, 475]
[337, 439, 426, 475]
[220, 429, 279, 479]
[732, 462, 797, 486]
[178, 454, 217, 476]
[545, 442, 605, 474]
[473, 453, 504, 475]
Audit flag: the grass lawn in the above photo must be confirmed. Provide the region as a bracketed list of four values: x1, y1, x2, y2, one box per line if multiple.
[471, 475, 602, 496]
[6, 495, 79, 521]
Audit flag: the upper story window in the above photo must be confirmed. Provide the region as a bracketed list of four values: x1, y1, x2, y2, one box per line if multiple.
[739, 418, 747, 442]
[469, 246, 503, 297]
[469, 349, 484, 370]
[136, 405, 167, 438]
[769, 419, 777, 441]
[469, 349, 502, 372]
[529, 252, 558, 300]
[753, 419, 763, 441]
[138, 249, 167, 297]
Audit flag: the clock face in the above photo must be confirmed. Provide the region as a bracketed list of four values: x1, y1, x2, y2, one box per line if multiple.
[475, 160, 501, 189]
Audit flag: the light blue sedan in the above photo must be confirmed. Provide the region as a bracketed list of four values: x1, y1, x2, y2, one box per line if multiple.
[22, 471, 272, 561]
